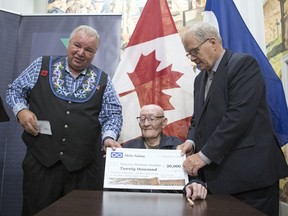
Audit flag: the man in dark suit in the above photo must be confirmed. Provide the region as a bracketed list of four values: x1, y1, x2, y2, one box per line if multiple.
[178, 22, 288, 216]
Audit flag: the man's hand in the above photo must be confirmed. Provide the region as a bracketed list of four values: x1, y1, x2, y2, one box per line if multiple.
[183, 153, 206, 176]
[17, 109, 39, 136]
[185, 182, 207, 200]
[103, 138, 122, 151]
[177, 141, 194, 156]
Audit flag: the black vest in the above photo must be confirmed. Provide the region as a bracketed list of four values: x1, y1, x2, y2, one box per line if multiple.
[22, 56, 107, 172]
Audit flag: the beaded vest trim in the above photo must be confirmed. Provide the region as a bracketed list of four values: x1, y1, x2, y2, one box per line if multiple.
[48, 56, 102, 103]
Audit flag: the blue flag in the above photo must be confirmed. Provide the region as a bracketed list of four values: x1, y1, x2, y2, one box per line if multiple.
[204, 0, 288, 147]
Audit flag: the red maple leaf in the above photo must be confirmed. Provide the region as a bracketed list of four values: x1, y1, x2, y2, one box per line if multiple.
[120, 50, 183, 110]
[163, 116, 192, 141]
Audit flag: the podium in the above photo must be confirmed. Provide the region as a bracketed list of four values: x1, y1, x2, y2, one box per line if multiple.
[0, 96, 9, 122]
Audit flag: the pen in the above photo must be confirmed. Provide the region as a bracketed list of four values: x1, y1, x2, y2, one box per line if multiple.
[187, 197, 194, 207]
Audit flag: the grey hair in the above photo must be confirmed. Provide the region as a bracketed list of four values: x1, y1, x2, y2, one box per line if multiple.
[185, 22, 222, 44]
[70, 25, 100, 44]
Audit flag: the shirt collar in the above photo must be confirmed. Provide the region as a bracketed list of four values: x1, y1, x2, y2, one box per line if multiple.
[212, 50, 226, 72]
[65, 56, 87, 75]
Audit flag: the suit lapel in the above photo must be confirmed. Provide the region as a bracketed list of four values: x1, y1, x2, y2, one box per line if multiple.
[194, 71, 206, 127]
[199, 71, 207, 106]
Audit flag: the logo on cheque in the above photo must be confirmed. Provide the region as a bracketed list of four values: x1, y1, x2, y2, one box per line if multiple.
[111, 152, 123, 158]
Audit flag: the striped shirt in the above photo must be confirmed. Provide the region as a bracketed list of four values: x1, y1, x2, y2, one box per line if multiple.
[6, 56, 122, 141]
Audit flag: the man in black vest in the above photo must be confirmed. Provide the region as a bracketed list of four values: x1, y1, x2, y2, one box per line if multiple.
[6, 25, 122, 216]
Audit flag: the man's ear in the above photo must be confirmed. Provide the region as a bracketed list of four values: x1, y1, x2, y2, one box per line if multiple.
[162, 117, 168, 128]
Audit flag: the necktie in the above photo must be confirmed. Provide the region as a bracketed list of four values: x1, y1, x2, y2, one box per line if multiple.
[204, 70, 214, 100]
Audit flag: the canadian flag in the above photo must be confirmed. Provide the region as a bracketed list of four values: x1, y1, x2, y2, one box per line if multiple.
[113, 0, 195, 143]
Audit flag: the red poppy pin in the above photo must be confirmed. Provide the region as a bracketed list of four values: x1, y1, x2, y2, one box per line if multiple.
[40, 70, 48, 77]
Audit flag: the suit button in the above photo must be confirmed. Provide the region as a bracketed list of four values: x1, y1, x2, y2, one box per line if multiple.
[64, 125, 68, 128]
[66, 111, 70, 115]
[62, 138, 66, 142]
[59, 152, 64, 156]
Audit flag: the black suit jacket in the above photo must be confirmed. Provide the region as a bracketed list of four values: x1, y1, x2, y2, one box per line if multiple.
[188, 50, 288, 194]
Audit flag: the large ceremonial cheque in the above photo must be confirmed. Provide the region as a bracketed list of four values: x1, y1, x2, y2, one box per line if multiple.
[104, 148, 189, 190]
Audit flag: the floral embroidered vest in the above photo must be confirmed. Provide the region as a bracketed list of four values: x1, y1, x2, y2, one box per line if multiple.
[22, 56, 107, 175]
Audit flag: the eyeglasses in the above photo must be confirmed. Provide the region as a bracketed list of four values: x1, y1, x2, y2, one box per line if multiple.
[186, 38, 210, 59]
[136, 116, 164, 124]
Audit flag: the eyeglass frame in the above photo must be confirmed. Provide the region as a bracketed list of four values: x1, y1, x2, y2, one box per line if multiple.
[186, 38, 210, 59]
[136, 116, 164, 124]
